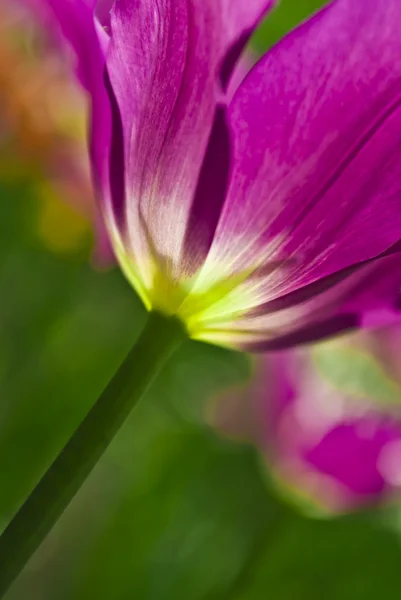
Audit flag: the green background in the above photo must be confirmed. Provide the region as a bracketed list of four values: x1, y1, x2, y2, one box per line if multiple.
[2, 1, 401, 598]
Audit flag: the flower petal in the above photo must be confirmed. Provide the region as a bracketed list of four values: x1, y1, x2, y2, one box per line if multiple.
[203, 0, 401, 316]
[27, 1, 104, 95]
[305, 420, 399, 500]
[26, 0, 113, 208]
[240, 248, 401, 351]
[95, 0, 115, 27]
[106, 0, 227, 285]
[257, 348, 401, 510]
[219, 0, 277, 87]
[189, 245, 401, 350]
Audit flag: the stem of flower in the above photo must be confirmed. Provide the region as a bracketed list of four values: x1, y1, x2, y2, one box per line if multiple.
[0, 311, 186, 597]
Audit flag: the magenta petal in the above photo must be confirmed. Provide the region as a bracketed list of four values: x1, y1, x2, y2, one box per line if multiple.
[305, 420, 400, 500]
[95, 0, 115, 26]
[181, 106, 232, 275]
[243, 248, 401, 352]
[249, 314, 359, 352]
[208, 0, 401, 307]
[28, 0, 114, 214]
[106, 0, 226, 275]
[24, 0, 103, 89]
[219, 0, 277, 88]
[256, 350, 401, 509]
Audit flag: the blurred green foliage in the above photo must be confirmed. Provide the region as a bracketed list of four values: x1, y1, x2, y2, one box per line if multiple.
[314, 341, 401, 409]
[253, 0, 328, 50]
[1, 1, 401, 599]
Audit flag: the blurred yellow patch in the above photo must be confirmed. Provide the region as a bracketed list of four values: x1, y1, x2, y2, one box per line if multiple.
[35, 183, 91, 255]
[269, 464, 341, 518]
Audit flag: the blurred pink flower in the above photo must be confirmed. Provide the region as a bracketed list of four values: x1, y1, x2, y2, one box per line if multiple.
[215, 332, 401, 513]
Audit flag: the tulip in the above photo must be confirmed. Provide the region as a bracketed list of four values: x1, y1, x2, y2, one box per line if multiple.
[257, 342, 401, 512]
[213, 329, 401, 512]
[15, 0, 401, 350]
[3, 0, 401, 593]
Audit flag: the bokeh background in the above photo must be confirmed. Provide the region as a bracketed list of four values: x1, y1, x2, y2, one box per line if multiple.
[2, 0, 401, 598]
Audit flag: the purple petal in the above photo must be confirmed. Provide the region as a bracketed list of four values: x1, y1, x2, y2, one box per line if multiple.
[242, 248, 401, 352]
[226, 51, 257, 102]
[219, 0, 277, 88]
[256, 349, 401, 509]
[181, 52, 257, 276]
[106, 0, 227, 281]
[203, 0, 401, 329]
[181, 106, 232, 275]
[190, 249, 401, 350]
[27, 0, 104, 95]
[26, 0, 114, 214]
[95, 0, 115, 27]
[305, 419, 400, 500]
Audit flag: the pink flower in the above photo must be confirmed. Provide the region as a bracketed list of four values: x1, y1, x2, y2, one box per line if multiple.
[28, 1, 401, 350]
[255, 340, 401, 512]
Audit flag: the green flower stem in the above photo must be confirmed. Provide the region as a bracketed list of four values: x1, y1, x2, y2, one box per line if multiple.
[0, 311, 187, 598]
